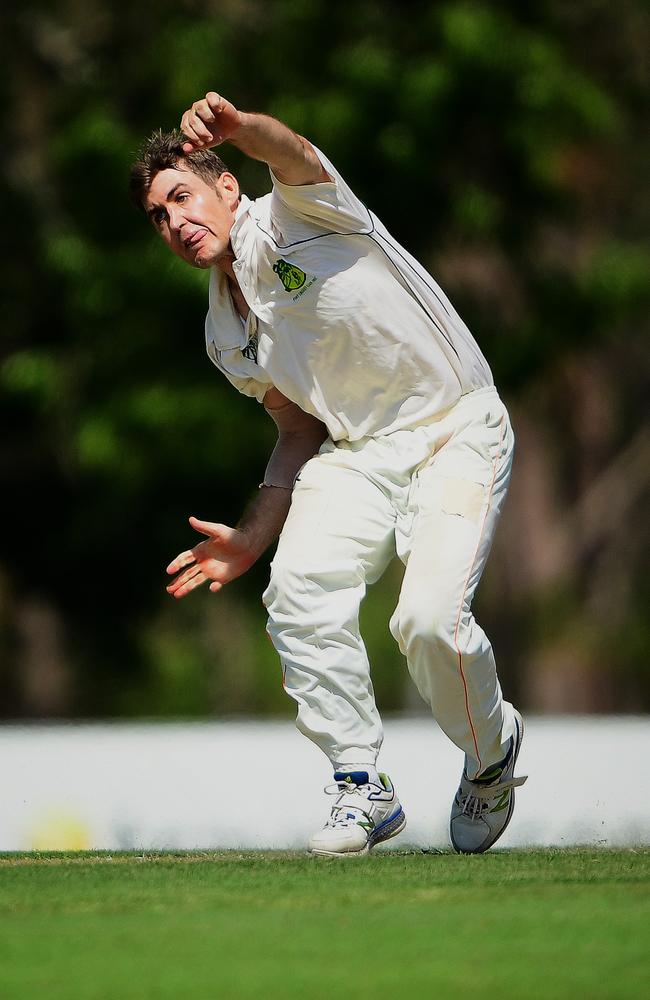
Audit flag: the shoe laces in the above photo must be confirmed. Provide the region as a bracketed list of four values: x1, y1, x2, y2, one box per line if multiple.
[459, 775, 527, 820]
[323, 780, 375, 829]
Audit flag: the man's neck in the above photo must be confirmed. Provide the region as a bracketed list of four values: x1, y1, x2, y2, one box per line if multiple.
[221, 261, 249, 321]
[215, 228, 249, 320]
[216, 243, 237, 281]
[215, 198, 242, 280]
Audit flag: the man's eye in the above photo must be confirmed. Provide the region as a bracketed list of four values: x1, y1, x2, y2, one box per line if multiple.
[177, 193, 190, 203]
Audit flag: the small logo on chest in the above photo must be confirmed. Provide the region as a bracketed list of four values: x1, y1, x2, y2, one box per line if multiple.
[241, 333, 258, 363]
[272, 259, 306, 291]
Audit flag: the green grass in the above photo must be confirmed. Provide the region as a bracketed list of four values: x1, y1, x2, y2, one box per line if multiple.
[0, 849, 648, 999]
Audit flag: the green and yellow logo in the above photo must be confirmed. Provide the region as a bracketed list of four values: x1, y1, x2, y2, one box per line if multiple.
[273, 259, 306, 292]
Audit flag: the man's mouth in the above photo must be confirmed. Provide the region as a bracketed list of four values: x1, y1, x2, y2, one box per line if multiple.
[184, 229, 209, 249]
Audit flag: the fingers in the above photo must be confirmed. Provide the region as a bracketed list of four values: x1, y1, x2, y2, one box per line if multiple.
[166, 565, 207, 599]
[187, 110, 214, 143]
[180, 117, 210, 151]
[165, 515, 232, 598]
[166, 517, 223, 575]
[166, 549, 195, 575]
[167, 562, 202, 592]
[193, 98, 217, 124]
[180, 93, 224, 151]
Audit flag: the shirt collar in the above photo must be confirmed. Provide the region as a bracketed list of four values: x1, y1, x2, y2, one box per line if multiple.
[205, 194, 258, 352]
[229, 193, 254, 258]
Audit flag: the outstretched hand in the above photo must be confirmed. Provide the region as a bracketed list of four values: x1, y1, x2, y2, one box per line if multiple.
[166, 516, 256, 599]
[180, 92, 242, 153]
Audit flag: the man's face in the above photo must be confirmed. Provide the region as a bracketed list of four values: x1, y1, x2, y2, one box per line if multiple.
[144, 166, 240, 269]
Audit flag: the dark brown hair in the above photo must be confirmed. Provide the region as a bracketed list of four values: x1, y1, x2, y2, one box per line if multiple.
[129, 129, 231, 210]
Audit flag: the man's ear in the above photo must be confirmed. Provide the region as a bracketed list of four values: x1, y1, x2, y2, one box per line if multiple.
[218, 171, 240, 210]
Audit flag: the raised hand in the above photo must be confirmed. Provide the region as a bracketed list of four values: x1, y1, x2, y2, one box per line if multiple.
[166, 516, 256, 599]
[180, 92, 242, 152]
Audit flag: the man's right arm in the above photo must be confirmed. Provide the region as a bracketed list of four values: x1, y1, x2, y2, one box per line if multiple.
[166, 390, 327, 598]
[180, 92, 371, 235]
[180, 92, 329, 186]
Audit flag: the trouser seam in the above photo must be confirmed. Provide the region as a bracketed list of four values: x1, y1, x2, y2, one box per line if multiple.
[452, 412, 507, 774]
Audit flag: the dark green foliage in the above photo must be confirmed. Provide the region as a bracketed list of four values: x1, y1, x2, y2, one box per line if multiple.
[0, 1, 648, 716]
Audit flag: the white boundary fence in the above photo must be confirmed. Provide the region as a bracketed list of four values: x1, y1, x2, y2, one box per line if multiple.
[1, 717, 648, 851]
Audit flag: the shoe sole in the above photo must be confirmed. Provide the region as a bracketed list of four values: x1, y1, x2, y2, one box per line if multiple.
[309, 807, 407, 858]
[450, 711, 525, 855]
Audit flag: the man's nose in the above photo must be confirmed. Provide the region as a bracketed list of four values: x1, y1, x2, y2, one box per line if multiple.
[168, 205, 186, 233]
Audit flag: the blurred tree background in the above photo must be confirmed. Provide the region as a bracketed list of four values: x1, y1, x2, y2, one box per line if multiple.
[1, 0, 648, 720]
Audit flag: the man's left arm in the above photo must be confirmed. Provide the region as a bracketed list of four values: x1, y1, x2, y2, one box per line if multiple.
[180, 92, 329, 186]
[165, 390, 328, 599]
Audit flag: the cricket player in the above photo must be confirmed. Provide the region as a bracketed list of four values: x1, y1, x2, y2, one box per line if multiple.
[129, 92, 527, 856]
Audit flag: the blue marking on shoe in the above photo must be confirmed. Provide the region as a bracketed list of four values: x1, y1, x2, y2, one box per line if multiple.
[333, 771, 369, 786]
[368, 806, 404, 846]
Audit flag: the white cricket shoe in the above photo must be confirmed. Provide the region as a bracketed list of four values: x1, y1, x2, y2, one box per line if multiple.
[309, 771, 406, 857]
[450, 710, 527, 854]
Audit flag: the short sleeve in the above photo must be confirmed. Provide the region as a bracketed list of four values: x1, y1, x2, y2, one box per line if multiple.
[270, 145, 373, 235]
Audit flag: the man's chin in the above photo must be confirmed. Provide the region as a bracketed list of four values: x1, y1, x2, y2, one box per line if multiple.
[181, 236, 225, 270]
[191, 254, 214, 270]
[188, 247, 218, 269]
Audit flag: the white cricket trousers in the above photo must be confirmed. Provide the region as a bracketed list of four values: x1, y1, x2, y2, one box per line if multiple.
[263, 386, 516, 780]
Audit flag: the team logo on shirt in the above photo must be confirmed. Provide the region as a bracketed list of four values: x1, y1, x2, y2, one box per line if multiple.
[272, 259, 306, 292]
[241, 333, 258, 363]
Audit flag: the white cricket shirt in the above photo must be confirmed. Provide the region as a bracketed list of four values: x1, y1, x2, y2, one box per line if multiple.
[205, 147, 493, 441]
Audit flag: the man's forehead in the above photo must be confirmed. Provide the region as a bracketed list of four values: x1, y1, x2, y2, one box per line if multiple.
[146, 166, 208, 204]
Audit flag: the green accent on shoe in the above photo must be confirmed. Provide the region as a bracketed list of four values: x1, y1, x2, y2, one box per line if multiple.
[474, 765, 504, 784]
[357, 819, 374, 831]
[489, 791, 511, 813]
[379, 773, 392, 791]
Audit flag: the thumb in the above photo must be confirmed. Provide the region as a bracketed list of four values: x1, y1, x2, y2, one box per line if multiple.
[189, 515, 226, 539]
[205, 92, 224, 114]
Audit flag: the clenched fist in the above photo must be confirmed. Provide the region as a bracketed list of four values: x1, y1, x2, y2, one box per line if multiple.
[180, 92, 242, 152]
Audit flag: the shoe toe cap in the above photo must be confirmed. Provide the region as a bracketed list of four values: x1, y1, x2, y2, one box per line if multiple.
[450, 815, 490, 854]
[309, 826, 368, 855]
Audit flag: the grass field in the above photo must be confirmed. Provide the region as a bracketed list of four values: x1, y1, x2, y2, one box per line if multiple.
[1, 849, 648, 999]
